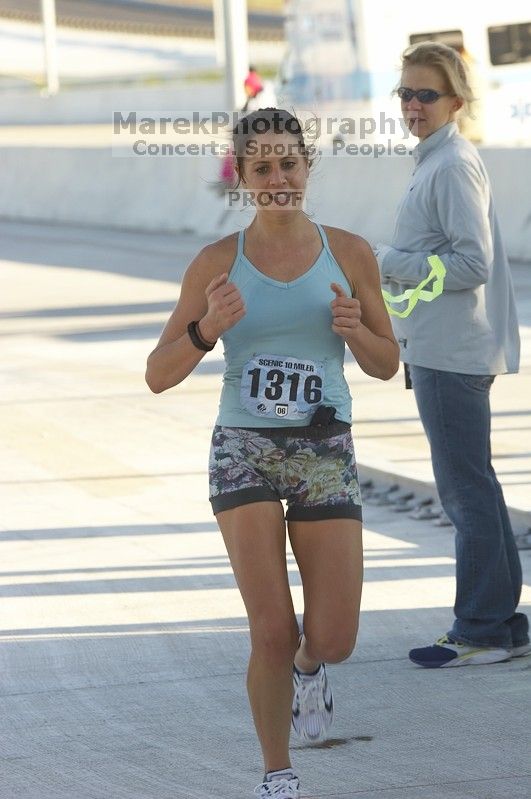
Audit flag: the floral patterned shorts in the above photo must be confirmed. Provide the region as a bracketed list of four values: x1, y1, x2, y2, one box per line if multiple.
[209, 423, 362, 521]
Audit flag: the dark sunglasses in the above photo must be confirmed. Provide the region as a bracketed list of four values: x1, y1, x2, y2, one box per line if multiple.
[397, 87, 452, 104]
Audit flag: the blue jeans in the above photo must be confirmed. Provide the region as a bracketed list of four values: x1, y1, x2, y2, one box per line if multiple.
[409, 365, 529, 648]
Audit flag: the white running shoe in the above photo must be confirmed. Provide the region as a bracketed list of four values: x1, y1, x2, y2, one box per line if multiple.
[254, 773, 300, 798]
[291, 663, 333, 742]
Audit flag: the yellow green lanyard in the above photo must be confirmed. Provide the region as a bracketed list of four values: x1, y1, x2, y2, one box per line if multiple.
[381, 254, 446, 318]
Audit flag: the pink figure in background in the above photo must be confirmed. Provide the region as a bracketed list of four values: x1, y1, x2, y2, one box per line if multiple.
[242, 65, 264, 112]
[220, 151, 236, 187]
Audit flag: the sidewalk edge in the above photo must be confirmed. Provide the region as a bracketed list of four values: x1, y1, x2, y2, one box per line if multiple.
[357, 461, 531, 536]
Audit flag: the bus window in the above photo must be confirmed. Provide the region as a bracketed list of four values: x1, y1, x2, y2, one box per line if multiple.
[409, 30, 464, 49]
[488, 22, 531, 65]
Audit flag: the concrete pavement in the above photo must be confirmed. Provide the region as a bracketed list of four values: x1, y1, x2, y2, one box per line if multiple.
[1, 220, 530, 798]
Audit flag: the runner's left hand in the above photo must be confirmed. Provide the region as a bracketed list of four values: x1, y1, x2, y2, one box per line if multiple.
[330, 282, 362, 338]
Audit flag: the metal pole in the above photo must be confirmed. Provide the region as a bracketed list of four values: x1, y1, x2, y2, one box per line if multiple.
[223, 0, 249, 111]
[213, 0, 225, 68]
[41, 0, 60, 95]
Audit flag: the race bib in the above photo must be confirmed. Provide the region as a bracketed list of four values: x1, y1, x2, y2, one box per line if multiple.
[240, 354, 324, 420]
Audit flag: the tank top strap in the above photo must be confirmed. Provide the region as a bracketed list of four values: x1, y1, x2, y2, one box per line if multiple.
[236, 229, 245, 259]
[315, 222, 355, 296]
[316, 223, 333, 258]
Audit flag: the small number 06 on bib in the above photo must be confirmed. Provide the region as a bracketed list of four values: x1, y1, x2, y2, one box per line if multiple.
[240, 353, 324, 420]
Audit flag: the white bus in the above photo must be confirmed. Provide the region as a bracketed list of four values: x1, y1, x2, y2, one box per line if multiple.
[277, 0, 531, 145]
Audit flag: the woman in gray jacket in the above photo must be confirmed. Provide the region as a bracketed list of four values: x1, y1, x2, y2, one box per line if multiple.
[375, 41, 529, 668]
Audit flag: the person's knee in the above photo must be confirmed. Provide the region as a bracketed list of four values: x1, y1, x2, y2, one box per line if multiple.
[305, 626, 358, 664]
[439, 479, 488, 520]
[250, 615, 299, 664]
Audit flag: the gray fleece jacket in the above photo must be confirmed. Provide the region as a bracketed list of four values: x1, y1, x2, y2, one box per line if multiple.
[377, 122, 520, 375]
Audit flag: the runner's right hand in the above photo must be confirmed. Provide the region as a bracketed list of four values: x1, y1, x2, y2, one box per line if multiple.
[199, 273, 246, 342]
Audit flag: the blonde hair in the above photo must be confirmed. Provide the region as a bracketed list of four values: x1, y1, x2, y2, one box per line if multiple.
[400, 41, 475, 118]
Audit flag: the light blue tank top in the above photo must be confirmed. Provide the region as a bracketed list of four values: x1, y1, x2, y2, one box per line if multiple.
[216, 224, 353, 427]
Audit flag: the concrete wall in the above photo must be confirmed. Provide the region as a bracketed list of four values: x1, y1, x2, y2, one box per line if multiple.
[480, 149, 531, 263]
[0, 143, 530, 259]
[0, 83, 226, 125]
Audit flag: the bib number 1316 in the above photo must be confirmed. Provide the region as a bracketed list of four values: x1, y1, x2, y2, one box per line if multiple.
[247, 368, 322, 403]
[240, 354, 324, 420]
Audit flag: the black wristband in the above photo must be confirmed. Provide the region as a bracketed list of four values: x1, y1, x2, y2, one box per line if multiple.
[187, 320, 216, 352]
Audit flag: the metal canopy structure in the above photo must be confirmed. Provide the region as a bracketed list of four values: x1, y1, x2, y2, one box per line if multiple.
[41, 0, 59, 94]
